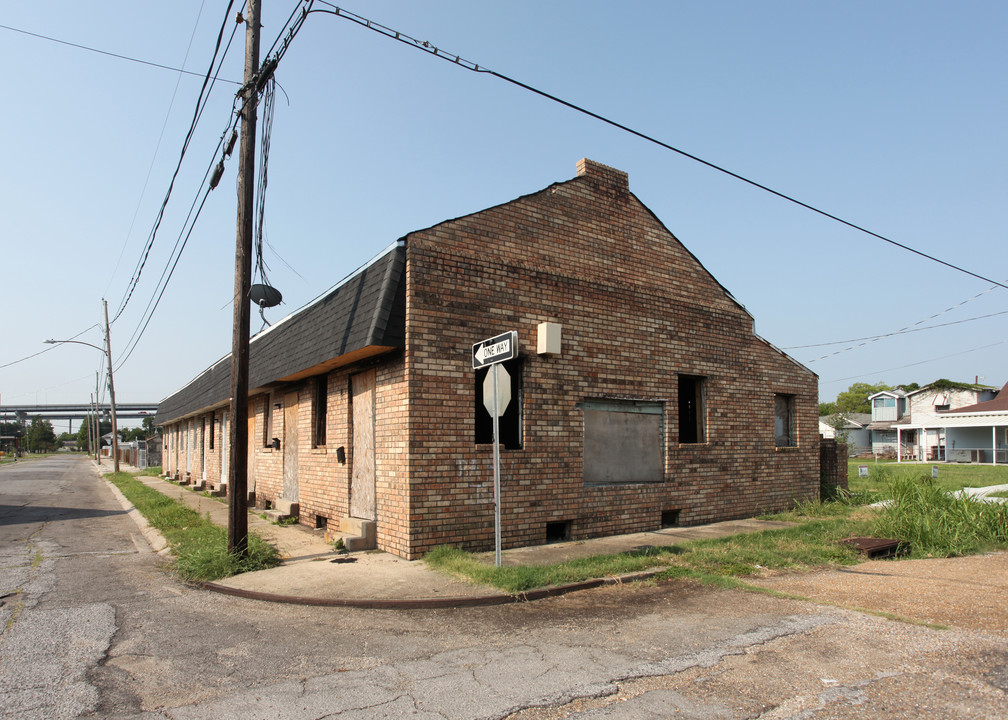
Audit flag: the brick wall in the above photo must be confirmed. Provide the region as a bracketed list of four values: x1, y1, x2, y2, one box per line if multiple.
[402, 159, 819, 558]
[819, 437, 848, 500]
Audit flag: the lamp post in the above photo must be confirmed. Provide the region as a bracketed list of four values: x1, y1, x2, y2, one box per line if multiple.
[45, 305, 120, 472]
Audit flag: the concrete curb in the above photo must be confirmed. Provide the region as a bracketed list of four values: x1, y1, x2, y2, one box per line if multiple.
[98, 466, 172, 556]
[193, 570, 665, 610]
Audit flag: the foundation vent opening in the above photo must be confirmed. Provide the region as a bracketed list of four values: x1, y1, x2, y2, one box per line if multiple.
[661, 509, 681, 528]
[315, 515, 327, 530]
[546, 521, 571, 543]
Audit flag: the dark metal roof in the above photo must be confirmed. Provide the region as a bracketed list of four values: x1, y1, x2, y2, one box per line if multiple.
[156, 243, 406, 424]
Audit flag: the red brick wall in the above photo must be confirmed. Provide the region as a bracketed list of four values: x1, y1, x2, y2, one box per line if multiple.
[402, 159, 819, 558]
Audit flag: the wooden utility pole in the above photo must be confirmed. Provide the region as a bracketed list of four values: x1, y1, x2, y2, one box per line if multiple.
[228, 0, 261, 557]
[102, 299, 120, 473]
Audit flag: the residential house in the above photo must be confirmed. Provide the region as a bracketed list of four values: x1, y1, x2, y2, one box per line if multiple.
[867, 382, 1000, 461]
[156, 159, 819, 559]
[818, 412, 870, 455]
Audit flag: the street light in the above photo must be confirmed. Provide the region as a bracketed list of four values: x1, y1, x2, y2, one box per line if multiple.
[45, 303, 120, 472]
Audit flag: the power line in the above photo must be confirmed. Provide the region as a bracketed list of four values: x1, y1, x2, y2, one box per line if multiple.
[802, 283, 1004, 362]
[0, 325, 100, 370]
[784, 308, 1008, 350]
[112, 0, 241, 324]
[0, 22, 240, 85]
[105, 0, 212, 298]
[311, 3, 1008, 293]
[825, 340, 1008, 384]
[112, 3, 314, 372]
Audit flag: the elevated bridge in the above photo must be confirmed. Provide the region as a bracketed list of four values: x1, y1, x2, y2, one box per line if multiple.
[0, 403, 159, 425]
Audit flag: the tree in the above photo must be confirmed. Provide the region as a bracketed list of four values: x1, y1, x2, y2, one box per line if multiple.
[77, 417, 111, 449]
[27, 416, 57, 453]
[826, 412, 851, 446]
[833, 382, 893, 415]
[142, 416, 156, 436]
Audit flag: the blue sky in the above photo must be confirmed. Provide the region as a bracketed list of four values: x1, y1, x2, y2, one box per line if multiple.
[2, 1, 1005, 431]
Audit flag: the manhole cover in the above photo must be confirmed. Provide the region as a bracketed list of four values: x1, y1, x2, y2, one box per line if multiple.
[842, 537, 902, 558]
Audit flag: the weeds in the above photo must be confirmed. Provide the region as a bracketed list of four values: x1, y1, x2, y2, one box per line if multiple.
[872, 473, 1008, 557]
[106, 471, 280, 581]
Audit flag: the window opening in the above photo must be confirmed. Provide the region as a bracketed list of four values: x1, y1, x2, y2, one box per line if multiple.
[775, 394, 795, 447]
[313, 375, 327, 448]
[475, 357, 523, 449]
[678, 375, 706, 444]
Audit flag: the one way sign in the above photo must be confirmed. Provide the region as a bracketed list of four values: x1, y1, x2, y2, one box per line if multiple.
[472, 330, 518, 369]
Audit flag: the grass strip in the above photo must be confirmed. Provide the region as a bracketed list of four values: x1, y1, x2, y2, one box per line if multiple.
[424, 504, 876, 594]
[106, 471, 280, 582]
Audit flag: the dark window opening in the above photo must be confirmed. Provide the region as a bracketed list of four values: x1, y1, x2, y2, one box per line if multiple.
[209, 413, 215, 450]
[313, 375, 327, 448]
[678, 375, 706, 444]
[475, 358, 523, 449]
[775, 394, 795, 447]
[315, 515, 327, 530]
[546, 521, 571, 543]
[261, 395, 271, 448]
[661, 509, 680, 528]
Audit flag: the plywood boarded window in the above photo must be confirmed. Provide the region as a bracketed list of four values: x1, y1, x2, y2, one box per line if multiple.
[312, 374, 327, 448]
[475, 358, 523, 450]
[678, 375, 706, 444]
[582, 400, 664, 486]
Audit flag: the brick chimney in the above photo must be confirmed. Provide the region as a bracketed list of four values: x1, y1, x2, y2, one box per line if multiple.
[576, 158, 629, 190]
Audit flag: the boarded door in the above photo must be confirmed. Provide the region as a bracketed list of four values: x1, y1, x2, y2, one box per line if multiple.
[247, 411, 256, 494]
[283, 391, 299, 502]
[220, 411, 229, 488]
[350, 370, 376, 520]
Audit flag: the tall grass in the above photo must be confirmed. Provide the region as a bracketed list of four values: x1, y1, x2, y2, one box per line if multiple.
[873, 473, 1008, 557]
[107, 472, 280, 581]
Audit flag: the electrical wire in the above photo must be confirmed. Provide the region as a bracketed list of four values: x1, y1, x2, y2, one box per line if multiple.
[784, 308, 1008, 350]
[105, 0, 211, 298]
[0, 325, 100, 370]
[0, 22, 241, 85]
[112, 2, 314, 372]
[802, 283, 1005, 362]
[826, 340, 1008, 384]
[112, 0, 241, 324]
[310, 3, 1008, 292]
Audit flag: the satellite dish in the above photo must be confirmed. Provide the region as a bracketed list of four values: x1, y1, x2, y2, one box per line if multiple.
[250, 284, 282, 308]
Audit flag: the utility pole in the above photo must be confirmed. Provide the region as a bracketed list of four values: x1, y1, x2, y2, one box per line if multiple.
[228, 0, 261, 557]
[94, 372, 101, 462]
[102, 299, 120, 472]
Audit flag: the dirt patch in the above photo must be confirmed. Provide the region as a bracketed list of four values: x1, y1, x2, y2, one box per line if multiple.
[749, 551, 1008, 635]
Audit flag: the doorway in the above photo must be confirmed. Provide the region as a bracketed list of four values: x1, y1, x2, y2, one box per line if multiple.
[350, 370, 376, 520]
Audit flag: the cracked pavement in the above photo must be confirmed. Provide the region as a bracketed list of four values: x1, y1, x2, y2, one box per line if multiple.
[1, 456, 1005, 719]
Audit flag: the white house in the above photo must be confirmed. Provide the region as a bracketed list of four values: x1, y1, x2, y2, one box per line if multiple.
[866, 382, 1002, 462]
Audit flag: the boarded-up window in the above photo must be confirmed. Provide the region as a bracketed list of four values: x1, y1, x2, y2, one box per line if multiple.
[475, 358, 522, 449]
[678, 375, 706, 444]
[775, 394, 795, 447]
[582, 400, 664, 486]
[313, 374, 327, 448]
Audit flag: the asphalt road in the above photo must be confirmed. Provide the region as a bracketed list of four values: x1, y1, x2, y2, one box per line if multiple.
[0, 456, 1005, 719]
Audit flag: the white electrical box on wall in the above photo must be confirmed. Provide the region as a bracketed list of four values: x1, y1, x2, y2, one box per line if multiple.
[537, 322, 562, 355]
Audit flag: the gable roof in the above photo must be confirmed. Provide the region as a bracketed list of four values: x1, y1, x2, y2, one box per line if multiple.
[156, 242, 406, 424]
[947, 379, 1008, 414]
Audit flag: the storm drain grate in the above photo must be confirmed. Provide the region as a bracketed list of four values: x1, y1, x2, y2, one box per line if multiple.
[842, 537, 903, 559]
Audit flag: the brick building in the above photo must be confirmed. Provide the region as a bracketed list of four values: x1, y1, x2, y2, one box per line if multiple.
[157, 159, 819, 559]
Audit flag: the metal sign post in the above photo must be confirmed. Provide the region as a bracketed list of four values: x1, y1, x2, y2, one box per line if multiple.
[474, 331, 517, 567]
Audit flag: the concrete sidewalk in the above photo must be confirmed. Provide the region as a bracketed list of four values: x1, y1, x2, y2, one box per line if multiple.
[97, 459, 794, 608]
